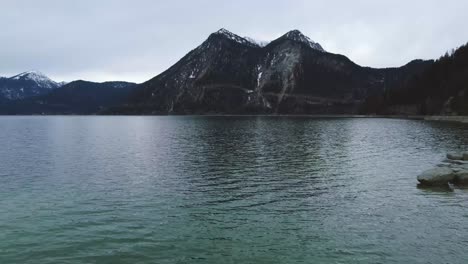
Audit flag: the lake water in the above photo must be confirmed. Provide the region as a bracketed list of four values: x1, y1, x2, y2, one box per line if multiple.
[1, 116, 468, 264]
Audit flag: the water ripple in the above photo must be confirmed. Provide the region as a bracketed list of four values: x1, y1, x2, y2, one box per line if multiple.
[1, 116, 468, 263]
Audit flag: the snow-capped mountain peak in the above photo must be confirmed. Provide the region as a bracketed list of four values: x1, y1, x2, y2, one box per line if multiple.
[11, 71, 55, 85]
[282, 30, 325, 52]
[213, 28, 260, 47]
[0, 71, 63, 100]
[212, 29, 324, 51]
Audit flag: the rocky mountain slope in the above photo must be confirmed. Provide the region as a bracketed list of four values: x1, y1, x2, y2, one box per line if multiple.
[115, 29, 432, 115]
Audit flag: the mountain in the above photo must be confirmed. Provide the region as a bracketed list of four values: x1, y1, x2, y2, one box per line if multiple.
[275, 29, 325, 51]
[0, 81, 136, 115]
[362, 43, 468, 115]
[117, 29, 432, 115]
[0, 71, 64, 100]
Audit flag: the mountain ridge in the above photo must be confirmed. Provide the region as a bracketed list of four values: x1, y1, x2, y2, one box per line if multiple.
[5, 29, 462, 116]
[0, 80, 137, 115]
[114, 29, 431, 115]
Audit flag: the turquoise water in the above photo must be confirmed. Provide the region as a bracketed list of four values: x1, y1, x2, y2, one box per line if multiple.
[1, 116, 468, 263]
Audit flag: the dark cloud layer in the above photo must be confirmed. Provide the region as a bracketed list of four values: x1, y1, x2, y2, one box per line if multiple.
[1, 0, 468, 82]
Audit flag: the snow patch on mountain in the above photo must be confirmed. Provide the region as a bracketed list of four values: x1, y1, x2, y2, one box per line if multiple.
[256, 65, 263, 87]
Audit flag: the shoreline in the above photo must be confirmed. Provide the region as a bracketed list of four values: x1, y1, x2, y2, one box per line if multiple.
[1, 114, 468, 123]
[422, 116, 468, 124]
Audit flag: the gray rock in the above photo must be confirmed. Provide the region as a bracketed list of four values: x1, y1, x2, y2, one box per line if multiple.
[447, 153, 464, 160]
[464, 152, 468, 161]
[448, 164, 468, 173]
[454, 170, 468, 185]
[417, 167, 455, 186]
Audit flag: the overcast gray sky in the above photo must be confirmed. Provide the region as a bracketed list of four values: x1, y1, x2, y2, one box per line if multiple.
[1, 0, 468, 83]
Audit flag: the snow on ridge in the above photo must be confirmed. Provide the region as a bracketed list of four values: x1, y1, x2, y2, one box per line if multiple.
[214, 28, 261, 47]
[244, 37, 270, 48]
[10, 71, 59, 89]
[283, 30, 325, 52]
[213, 29, 324, 51]
[12, 70, 50, 81]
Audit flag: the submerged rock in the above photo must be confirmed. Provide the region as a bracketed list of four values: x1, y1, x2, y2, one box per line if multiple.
[447, 153, 464, 161]
[454, 170, 468, 185]
[449, 159, 468, 165]
[417, 167, 455, 186]
[452, 167, 463, 173]
[464, 152, 468, 161]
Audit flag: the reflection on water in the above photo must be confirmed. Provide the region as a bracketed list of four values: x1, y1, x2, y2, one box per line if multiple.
[0, 116, 468, 264]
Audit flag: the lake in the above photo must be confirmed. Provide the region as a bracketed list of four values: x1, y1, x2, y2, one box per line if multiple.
[1, 116, 468, 263]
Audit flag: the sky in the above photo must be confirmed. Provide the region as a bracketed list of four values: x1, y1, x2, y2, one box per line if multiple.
[1, 0, 468, 83]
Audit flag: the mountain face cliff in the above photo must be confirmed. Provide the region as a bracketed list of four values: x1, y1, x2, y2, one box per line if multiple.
[118, 29, 432, 115]
[0, 81, 136, 115]
[0, 71, 64, 100]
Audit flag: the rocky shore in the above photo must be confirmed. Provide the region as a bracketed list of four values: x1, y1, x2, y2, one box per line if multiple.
[424, 116, 468, 124]
[417, 152, 468, 186]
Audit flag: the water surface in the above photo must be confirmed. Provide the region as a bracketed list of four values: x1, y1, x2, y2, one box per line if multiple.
[1, 116, 468, 263]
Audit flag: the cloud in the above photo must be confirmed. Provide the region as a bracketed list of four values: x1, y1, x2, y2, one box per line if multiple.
[1, 0, 467, 82]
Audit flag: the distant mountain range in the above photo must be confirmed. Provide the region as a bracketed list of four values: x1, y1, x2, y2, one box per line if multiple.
[0, 80, 136, 114]
[1, 29, 467, 115]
